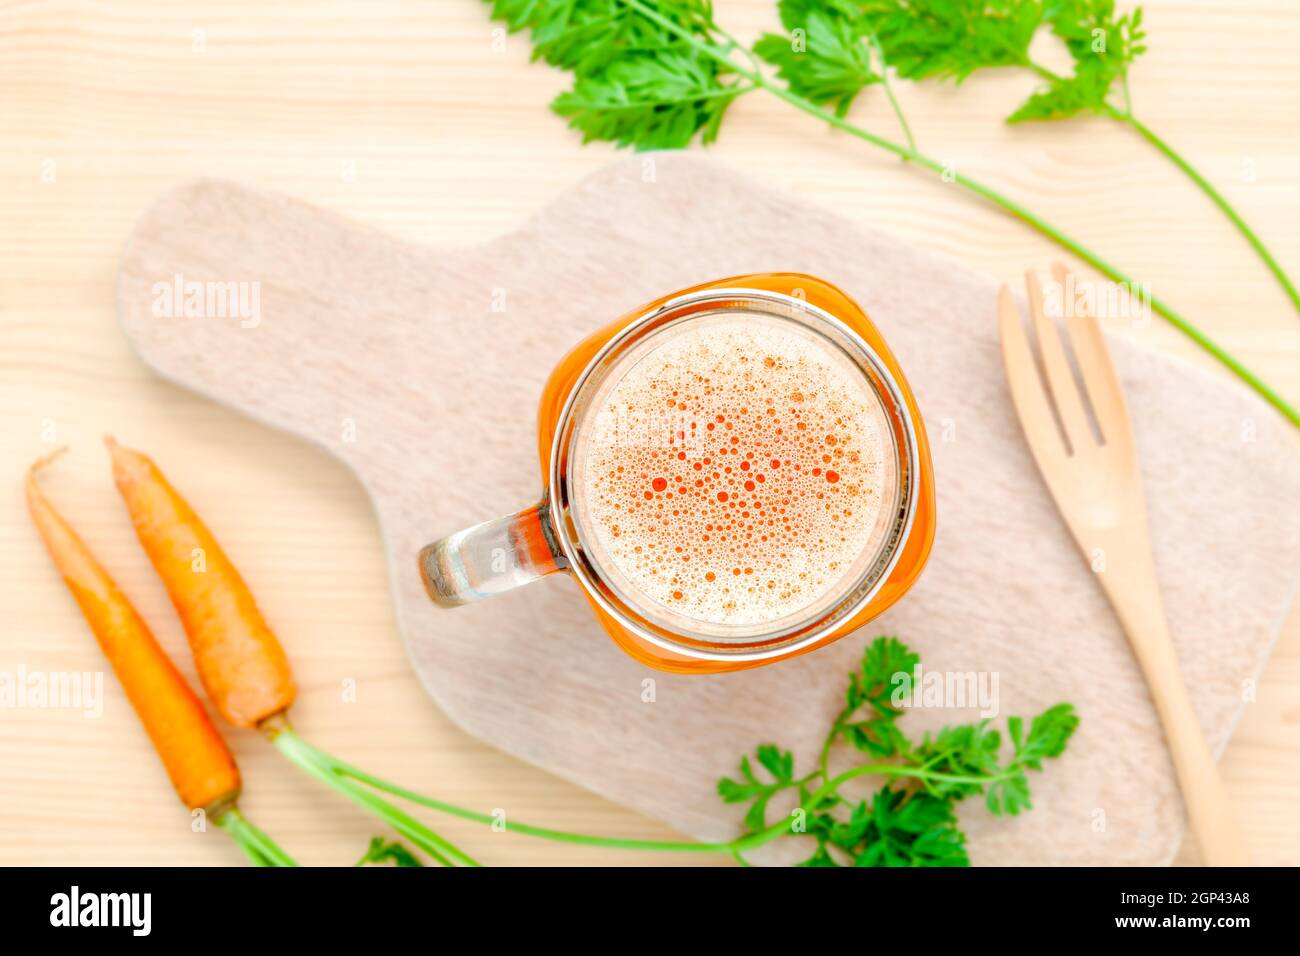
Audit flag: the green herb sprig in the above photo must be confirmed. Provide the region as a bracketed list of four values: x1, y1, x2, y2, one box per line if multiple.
[285, 636, 1077, 866]
[479, 0, 1299, 428]
[767, 1, 1299, 320]
[717, 636, 1078, 865]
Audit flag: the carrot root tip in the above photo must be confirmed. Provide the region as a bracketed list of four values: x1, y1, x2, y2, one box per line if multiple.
[28, 447, 70, 479]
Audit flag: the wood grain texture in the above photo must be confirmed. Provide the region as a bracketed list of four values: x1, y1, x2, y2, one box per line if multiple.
[3, 0, 1300, 866]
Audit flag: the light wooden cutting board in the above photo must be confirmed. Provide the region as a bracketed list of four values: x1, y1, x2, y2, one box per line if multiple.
[116, 154, 1300, 865]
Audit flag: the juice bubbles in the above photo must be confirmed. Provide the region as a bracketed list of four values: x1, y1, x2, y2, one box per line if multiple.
[573, 312, 895, 635]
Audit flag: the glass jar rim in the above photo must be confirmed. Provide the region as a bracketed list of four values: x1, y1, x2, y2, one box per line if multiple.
[547, 287, 922, 661]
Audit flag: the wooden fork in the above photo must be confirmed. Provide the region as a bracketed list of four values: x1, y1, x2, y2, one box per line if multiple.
[999, 264, 1248, 866]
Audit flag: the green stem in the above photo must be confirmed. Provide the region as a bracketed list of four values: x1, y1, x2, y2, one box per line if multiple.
[768, 89, 1298, 424]
[869, 33, 916, 153]
[818, 706, 853, 782]
[284, 729, 1013, 858]
[1115, 109, 1300, 316]
[618, 0, 1300, 427]
[216, 805, 298, 867]
[1025, 55, 1300, 319]
[271, 729, 480, 867]
[217, 812, 272, 867]
[285, 731, 733, 853]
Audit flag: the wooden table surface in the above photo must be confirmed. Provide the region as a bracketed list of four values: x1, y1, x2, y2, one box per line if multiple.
[3, 0, 1298, 866]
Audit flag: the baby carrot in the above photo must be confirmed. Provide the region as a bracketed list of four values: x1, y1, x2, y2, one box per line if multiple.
[26, 451, 241, 813]
[105, 437, 296, 728]
[103, 439, 479, 865]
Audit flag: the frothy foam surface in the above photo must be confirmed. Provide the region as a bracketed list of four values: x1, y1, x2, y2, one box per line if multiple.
[574, 313, 894, 631]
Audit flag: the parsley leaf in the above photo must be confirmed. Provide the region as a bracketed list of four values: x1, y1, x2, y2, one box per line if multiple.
[719, 636, 1078, 866]
[911, 720, 1003, 801]
[836, 634, 918, 758]
[1010, 1, 1149, 121]
[1015, 702, 1081, 768]
[860, 0, 1046, 83]
[755, 0, 880, 117]
[796, 840, 841, 867]
[1006, 65, 1114, 122]
[987, 704, 1080, 813]
[487, 0, 713, 72]
[837, 789, 970, 867]
[845, 0, 1148, 122]
[717, 743, 799, 831]
[553, 49, 742, 148]
[486, 0, 749, 149]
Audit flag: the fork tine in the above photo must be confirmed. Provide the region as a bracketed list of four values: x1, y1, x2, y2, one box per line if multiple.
[1025, 269, 1094, 455]
[1052, 263, 1133, 448]
[998, 284, 1068, 464]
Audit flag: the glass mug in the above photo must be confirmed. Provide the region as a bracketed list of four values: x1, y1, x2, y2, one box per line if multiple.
[419, 274, 935, 674]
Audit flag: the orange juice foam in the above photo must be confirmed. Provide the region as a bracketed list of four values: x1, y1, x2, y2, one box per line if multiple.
[574, 312, 894, 630]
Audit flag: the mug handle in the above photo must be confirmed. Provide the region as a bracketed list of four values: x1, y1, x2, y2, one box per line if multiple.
[418, 502, 566, 607]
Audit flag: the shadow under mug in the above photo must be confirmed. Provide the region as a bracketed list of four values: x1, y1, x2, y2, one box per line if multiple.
[419, 273, 935, 674]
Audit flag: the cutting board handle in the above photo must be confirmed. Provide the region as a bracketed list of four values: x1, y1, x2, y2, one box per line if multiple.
[118, 179, 476, 464]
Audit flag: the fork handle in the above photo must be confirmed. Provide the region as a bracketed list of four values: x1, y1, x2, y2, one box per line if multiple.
[1105, 566, 1250, 866]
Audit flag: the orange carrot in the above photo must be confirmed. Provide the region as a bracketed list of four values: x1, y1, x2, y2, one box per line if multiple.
[102, 439, 478, 865]
[105, 437, 296, 728]
[26, 451, 241, 812]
